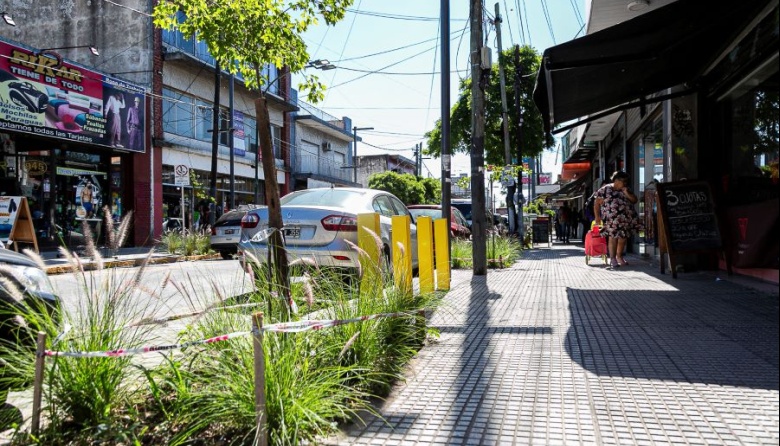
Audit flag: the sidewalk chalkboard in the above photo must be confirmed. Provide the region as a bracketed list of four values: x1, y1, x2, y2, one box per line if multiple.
[655, 180, 728, 278]
[532, 218, 551, 246]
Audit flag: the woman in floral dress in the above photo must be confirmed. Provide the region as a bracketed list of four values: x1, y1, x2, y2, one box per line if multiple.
[593, 171, 643, 268]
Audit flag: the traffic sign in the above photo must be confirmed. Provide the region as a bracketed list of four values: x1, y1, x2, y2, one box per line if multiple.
[174, 164, 190, 186]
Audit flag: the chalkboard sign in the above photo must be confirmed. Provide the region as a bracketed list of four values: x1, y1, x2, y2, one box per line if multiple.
[532, 218, 550, 245]
[655, 180, 729, 278]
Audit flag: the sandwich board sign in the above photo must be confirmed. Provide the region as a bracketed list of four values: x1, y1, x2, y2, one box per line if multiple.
[1, 196, 38, 253]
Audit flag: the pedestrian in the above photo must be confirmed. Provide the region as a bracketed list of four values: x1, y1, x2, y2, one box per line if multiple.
[559, 202, 571, 244]
[593, 171, 642, 269]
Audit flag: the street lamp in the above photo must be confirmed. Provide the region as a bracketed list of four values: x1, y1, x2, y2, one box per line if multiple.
[2, 12, 15, 26]
[40, 45, 100, 56]
[353, 126, 374, 185]
[306, 59, 337, 70]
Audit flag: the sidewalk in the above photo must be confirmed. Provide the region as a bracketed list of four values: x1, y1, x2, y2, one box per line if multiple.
[325, 242, 779, 445]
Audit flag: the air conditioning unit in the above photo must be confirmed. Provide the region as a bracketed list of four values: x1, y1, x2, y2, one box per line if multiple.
[322, 141, 333, 151]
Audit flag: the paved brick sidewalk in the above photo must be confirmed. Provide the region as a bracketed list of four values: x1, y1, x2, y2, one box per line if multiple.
[325, 244, 779, 445]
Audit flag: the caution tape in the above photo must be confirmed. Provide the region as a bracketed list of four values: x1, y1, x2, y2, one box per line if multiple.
[43, 309, 426, 358]
[261, 309, 425, 333]
[44, 331, 251, 358]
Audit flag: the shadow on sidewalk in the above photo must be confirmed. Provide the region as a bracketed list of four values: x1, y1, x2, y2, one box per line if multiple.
[564, 285, 779, 390]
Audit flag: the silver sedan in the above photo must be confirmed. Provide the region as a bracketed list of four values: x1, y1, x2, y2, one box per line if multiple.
[238, 187, 418, 273]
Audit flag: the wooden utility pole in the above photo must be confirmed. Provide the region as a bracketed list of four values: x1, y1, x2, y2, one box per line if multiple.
[494, 3, 517, 236]
[470, 0, 487, 275]
[513, 45, 525, 239]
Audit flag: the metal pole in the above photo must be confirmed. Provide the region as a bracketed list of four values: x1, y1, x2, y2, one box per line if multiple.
[514, 46, 524, 239]
[494, 2, 516, 235]
[229, 73, 235, 210]
[353, 126, 358, 184]
[209, 61, 220, 227]
[441, 0, 452, 253]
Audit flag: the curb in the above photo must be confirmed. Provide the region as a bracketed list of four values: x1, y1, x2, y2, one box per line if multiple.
[44, 253, 221, 275]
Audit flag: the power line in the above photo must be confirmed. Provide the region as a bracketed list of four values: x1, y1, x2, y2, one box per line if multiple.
[540, 0, 556, 45]
[346, 8, 468, 22]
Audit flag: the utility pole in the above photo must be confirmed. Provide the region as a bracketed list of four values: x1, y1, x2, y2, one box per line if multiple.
[209, 61, 220, 227]
[513, 45, 524, 239]
[440, 0, 452, 255]
[470, 0, 487, 275]
[229, 73, 235, 211]
[494, 3, 516, 236]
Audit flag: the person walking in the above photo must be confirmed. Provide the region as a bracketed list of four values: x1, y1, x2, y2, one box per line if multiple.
[559, 202, 571, 244]
[593, 171, 642, 269]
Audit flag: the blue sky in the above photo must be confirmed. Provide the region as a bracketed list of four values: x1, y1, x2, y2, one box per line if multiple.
[293, 1, 586, 180]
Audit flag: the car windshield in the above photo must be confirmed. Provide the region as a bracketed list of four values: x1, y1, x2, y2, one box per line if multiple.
[452, 203, 472, 219]
[281, 189, 363, 207]
[409, 208, 442, 219]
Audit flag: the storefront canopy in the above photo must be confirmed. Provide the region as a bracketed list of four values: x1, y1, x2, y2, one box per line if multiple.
[533, 0, 769, 134]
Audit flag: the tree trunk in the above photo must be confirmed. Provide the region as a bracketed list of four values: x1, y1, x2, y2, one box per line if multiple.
[255, 95, 290, 317]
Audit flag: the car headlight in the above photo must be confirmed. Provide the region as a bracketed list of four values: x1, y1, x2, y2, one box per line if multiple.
[18, 266, 56, 297]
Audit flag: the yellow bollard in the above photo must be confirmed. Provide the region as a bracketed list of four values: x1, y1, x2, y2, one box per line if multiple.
[391, 215, 412, 295]
[357, 213, 381, 294]
[417, 216, 434, 294]
[434, 218, 451, 290]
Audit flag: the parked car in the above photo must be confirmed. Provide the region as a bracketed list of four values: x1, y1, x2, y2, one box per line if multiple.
[407, 204, 471, 239]
[238, 187, 418, 274]
[211, 205, 261, 260]
[0, 248, 59, 406]
[451, 199, 495, 231]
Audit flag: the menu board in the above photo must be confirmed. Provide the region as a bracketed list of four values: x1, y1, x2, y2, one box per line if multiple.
[532, 218, 550, 245]
[655, 180, 728, 278]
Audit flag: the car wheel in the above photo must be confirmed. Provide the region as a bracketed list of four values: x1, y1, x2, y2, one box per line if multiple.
[220, 251, 234, 260]
[380, 245, 393, 280]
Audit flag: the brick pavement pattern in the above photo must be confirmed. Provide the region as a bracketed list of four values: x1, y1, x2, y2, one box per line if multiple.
[324, 244, 779, 445]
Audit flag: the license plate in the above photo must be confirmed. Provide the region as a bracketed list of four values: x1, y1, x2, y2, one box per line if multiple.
[223, 229, 234, 235]
[284, 227, 301, 238]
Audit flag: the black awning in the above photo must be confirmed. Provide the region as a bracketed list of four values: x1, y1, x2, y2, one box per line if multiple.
[552, 176, 588, 200]
[533, 0, 768, 134]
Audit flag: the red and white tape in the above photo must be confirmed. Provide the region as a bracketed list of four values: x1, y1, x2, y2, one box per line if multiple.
[43, 309, 425, 358]
[44, 331, 251, 358]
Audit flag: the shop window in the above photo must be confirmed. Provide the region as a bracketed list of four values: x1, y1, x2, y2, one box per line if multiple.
[163, 89, 195, 138]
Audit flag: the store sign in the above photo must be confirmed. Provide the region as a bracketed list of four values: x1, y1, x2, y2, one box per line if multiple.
[0, 39, 147, 153]
[24, 160, 47, 175]
[233, 111, 246, 157]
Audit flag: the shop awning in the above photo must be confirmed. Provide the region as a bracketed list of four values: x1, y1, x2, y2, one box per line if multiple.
[551, 177, 587, 200]
[533, 0, 769, 134]
[561, 162, 591, 182]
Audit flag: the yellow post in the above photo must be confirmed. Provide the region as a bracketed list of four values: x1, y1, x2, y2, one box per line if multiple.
[434, 218, 451, 290]
[391, 215, 412, 295]
[357, 213, 381, 294]
[417, 216, 434, 294]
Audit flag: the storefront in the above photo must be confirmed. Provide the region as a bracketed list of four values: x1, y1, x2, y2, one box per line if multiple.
[0, 38, 147, 251]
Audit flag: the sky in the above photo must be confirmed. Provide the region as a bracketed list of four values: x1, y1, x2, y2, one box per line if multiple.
[292, 0, 587, 185]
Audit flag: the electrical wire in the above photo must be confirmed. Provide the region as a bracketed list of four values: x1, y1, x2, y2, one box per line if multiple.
[502, 0, 516, 47]
[325, 0, 362, 101]
[540, 0, 556, 45]
[345, 8, 468, 22]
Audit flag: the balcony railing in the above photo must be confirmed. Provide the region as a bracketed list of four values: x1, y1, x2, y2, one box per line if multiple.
[162, 27, 278, 95]
[294, 152, 352, 183]
[297, 100, 344, 130]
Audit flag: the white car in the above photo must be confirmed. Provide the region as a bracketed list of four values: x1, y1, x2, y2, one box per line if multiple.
[238, 187, 418, 274]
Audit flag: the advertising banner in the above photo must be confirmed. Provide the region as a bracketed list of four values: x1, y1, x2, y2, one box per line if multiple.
[233, 110, 246, 157]
[0, 39, 147, 153]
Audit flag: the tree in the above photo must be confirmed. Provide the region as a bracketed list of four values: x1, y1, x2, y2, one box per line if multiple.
[425, 45, 555, 165]
[419, 177, 442, 204]
[153, 0, 353, 318]
[368, 172, 425, 205]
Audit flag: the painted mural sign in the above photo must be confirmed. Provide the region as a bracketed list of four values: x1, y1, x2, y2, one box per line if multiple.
[0, 39, 147, 153]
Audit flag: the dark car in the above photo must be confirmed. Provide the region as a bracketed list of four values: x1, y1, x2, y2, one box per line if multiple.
[211, 205, 260, 259]
[407, 205, 471, 239]
[451, 199, 495, 232]
[0, 248, 59, 406]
